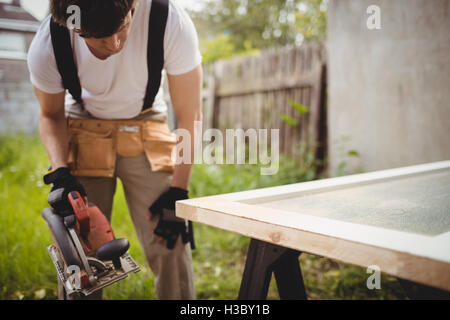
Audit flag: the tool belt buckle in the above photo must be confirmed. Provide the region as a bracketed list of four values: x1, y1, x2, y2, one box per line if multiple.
[119, 125, 140, 133]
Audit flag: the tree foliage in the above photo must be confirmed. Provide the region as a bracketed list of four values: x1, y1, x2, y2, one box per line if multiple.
[189, 0, 327, 62]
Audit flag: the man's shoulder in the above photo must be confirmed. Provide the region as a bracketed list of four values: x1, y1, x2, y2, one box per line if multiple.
[28, 15, 54, 62]
[27, 15, 64, 94]
[167, 0, 191, 26]
[162, 0, 202, 75]
[164, 0, 199, 42]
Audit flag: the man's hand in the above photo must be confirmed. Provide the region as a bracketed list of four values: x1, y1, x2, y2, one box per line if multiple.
[44, 167, 87, 216]
[148, 187, 194, 249]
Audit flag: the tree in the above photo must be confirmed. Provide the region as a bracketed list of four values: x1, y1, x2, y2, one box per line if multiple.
[189, 0, 327, 61]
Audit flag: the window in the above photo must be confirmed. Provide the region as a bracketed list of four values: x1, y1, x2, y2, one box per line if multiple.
[0, 31, 26, 52]
[0, 31, 27, 59]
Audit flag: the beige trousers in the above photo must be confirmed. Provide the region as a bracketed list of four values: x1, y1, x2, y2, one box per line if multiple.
[58, 109, 195, 300]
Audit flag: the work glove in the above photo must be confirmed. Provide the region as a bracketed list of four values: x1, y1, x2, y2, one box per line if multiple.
[44, 167, 87, 217]
[148, 187, 195, 250]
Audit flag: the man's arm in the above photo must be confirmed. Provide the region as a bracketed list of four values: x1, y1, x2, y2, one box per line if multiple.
[167, 64, 203, 190]
[33, 86, 69, 170]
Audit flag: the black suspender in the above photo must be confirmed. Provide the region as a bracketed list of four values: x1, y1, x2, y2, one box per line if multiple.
[49, 0, 169, 112]
[49, 20, 83, 106]
[143, 0, 169, 111]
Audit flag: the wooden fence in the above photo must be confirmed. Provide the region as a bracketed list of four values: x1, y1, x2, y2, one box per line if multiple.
[162, 42, 327, 165]
[201, 42, 327, 162]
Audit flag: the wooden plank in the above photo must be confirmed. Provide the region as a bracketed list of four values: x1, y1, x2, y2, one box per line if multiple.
[287, 88, 296, 158]
[308, 63, 324, 146]
[178, 190, 450, 259]
[177, 199, 450, 291]
[216, 74, 317, 97]
[177, 160, 450, 291]
[281, 88, 289, 156]
[201, 160, 450, 203]
[293, 87, 302, 159]
[300, 87, 308, 145]
[296, 46, 303, 75]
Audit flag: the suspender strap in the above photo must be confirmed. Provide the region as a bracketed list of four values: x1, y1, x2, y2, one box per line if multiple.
[49, 19, 83, 106]
[142, 0, 169, 111]
[49, 0, 169, 111]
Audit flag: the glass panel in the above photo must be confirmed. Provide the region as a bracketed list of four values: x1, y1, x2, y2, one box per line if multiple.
[260, 169, 450, 236]
[0, 31, 26, 53]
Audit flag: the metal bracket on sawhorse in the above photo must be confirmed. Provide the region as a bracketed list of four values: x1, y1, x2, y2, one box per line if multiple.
[238, 238, 307, 300]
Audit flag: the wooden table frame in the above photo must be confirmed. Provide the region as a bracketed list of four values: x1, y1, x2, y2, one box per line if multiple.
[177, 161, 450, 298]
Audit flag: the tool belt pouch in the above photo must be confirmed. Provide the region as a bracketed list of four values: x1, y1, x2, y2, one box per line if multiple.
[68, 119, 116, 177]
[142, 121, 177, 172]
[68, 119, 176, 177]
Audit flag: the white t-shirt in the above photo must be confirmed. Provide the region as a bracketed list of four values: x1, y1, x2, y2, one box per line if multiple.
[27, 0, 202, 119]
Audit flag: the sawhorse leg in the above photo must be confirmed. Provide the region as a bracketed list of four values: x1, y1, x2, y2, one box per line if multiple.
[238, 238, 307, 300]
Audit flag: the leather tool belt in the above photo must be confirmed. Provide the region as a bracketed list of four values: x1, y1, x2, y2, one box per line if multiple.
[67, 118, 176, 177]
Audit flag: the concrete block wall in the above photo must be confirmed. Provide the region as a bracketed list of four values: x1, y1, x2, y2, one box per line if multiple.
[0, 59, 39, 134]
[327, 0, 450, 175]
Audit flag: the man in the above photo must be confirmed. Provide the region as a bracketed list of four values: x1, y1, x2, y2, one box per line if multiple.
[28, 0, 202, 300]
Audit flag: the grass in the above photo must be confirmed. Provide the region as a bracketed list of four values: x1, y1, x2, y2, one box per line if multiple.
[0, 133, 408, 300]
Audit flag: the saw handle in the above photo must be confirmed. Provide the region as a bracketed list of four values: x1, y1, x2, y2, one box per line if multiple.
[97, 238, 130, 269]
[47, 188, 73, 217]
[68, 191, 90, 236]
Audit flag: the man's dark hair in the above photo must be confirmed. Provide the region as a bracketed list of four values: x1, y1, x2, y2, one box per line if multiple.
[50, 0, 137, 38]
